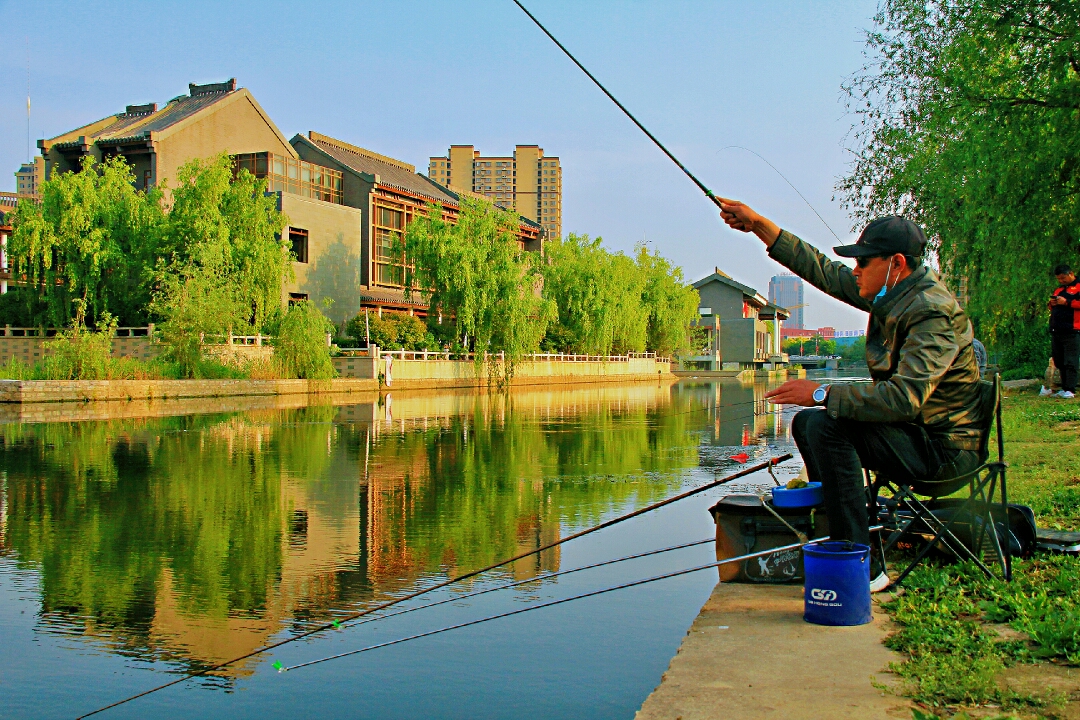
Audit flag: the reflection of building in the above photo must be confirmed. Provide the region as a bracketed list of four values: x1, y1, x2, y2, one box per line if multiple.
[768, 274, 804, 329]
[32, 80, 543, 324]
[429, 145, 561, 238]
[685, 268, 789, 370]
[676, 380, 782, 457]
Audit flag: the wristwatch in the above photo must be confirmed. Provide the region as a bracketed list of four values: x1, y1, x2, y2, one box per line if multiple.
[812, 384, 830, 406]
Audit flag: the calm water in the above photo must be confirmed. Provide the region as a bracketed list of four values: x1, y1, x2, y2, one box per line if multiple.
[0, 380, 802, 719]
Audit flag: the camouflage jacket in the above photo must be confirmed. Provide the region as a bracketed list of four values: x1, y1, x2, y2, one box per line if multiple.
[768, 230, 984, 451]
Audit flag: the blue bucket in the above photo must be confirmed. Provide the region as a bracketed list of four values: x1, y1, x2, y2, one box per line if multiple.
[803, 541, 872, 626]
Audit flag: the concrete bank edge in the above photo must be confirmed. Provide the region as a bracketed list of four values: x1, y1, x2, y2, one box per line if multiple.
[0, 373, 676, 404]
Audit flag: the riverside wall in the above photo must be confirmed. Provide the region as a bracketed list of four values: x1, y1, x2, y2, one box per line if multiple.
[0, 378, 378, 404]
[370, 356, 671, 389]
[0, 357, 673, 404]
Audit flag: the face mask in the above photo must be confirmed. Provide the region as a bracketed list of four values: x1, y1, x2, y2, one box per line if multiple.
[874, 258, 896, 303]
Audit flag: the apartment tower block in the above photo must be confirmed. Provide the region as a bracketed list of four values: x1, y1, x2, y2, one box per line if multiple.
[429, 145, 561, 237]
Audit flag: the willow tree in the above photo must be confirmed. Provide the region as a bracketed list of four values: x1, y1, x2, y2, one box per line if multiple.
[151, 153, 291, 375]
[541, 234, 647, 354]
[401, 197, 554, 379]
[636, 244, 699, 357]
[6, 156, 164, 327]
[839, 0, 1080, 376]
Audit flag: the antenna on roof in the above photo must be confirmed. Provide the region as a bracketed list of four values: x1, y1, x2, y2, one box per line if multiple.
[26, 37, 31, 162]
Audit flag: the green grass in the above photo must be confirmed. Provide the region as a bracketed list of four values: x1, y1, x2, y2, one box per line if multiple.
[0, 355, 262, 381]
[883, 386, 1080, 718]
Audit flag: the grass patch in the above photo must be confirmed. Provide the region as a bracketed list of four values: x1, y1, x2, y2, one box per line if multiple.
[0, 354, 291, 381]
[882, 386, 1080, 718]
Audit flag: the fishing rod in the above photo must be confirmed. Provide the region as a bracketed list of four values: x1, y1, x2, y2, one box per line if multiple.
[335, 536, 716, 634]
[512, 0, 723, 210]
[76, 453, 791, 718]
[283, 535, 834, 672]
[285, 523, 884, 673]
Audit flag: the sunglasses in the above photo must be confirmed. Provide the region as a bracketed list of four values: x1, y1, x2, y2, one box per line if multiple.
[855, 255, 889, 269]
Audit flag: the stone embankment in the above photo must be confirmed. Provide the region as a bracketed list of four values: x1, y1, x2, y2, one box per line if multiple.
[0, 378, 377, 404]
[0, 355, 674, 404]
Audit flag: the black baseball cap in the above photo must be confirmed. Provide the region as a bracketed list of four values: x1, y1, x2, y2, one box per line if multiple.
[834, 216, 927, 259]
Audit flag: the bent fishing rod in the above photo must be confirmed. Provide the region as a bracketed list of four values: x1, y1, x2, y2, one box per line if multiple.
[76, 453, 792, 718]
[512, 0, 723, 210]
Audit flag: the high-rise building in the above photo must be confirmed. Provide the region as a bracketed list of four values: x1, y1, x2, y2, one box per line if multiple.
[769, 273, 804, 329]
[15, 157, 44, 198]
[429, 145, 561, 237]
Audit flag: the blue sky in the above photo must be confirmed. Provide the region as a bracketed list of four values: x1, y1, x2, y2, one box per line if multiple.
[1, 0, 880, 330]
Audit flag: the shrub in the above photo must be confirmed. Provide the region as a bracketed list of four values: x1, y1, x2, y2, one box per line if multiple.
[42, 316, 117, 380]
[346, 311, 437, 351]
[274, 301, 335, 379]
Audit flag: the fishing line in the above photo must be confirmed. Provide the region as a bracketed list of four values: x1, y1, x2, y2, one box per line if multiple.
[335, 536, 716, 633]
[716, 146, 841, 242]
[76, 453, 791, 718]
[283, 531, 876, 672]
[512, 0, 723, 210]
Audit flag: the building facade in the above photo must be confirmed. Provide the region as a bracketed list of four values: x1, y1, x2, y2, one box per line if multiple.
[685, 268, 789, 370]
[428, 145, 561, 238]
[768, 273, 804, 329]
[32, 80, 542, 326]
[15, 158, 44, 198]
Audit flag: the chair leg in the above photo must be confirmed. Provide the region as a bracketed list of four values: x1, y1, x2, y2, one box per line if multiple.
[892, 492, 998, 586]
[891, 468, 1012, 586]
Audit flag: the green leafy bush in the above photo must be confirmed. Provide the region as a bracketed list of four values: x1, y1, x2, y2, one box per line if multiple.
[346, 312, 437, 351]
[273, 301, 335, 379]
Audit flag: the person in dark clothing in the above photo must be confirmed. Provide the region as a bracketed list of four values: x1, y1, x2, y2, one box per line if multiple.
[717, 202, 984, 592]
[1049, 264, 1080, 399]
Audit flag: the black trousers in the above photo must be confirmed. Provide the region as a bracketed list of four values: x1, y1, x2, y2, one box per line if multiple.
[1051, 330, 1079, 392]
[791, 409, 979, 545]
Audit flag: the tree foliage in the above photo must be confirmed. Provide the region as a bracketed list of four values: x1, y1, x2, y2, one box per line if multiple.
[839, 0, 1080, 376]
[150, 154, 291, 376]
[273, 301, 336, 379]
[7, 156, 164, 327]
[541, 234, 647, 354]
[402, 198, 555, 377]
[635, 245, 700, 357]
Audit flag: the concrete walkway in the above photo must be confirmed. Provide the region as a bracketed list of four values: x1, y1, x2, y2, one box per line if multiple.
[635, 583, 913, 720]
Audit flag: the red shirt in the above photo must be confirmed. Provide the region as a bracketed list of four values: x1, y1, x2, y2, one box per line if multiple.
[1051, 280, 1080, 331]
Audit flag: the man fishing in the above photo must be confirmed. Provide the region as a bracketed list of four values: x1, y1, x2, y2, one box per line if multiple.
[717, 201, 984, 591]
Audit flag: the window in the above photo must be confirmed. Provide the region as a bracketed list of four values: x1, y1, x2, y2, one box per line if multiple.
[289, 228, 309, 263]
[288, 292, 309, 306]
[232, 152, 343, 204]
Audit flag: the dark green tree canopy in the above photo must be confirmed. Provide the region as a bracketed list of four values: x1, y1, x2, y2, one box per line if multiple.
[839, 0, 1080, 374]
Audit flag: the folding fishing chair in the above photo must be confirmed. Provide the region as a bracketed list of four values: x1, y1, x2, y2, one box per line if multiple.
[869, 373, 1011, 587]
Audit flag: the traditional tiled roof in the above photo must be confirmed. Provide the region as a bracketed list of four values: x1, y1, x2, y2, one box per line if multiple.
[46, 80, 281, 151]
[693, 271, 769, 306]
[301, 133, 457, 205]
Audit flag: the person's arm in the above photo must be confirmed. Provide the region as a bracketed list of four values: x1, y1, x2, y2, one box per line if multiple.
[1067, 283, 1080, 309]
[825, 307, 959, 422]
[767, 231, 871, 312]
[718, 198, 869, 311]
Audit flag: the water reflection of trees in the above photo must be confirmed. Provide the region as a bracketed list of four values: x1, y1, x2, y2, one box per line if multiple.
[0, 384, 701, 676]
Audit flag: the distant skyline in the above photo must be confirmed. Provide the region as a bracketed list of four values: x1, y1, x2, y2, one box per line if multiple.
[1, 0, 878, 329]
